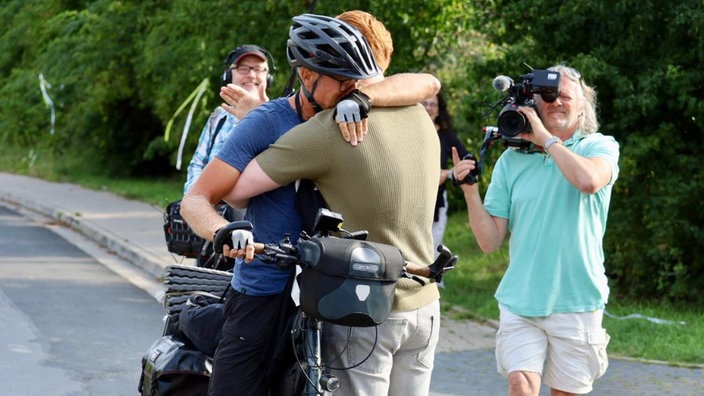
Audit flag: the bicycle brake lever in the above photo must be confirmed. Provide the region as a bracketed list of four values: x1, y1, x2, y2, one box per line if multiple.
[401, 271, 428, 286]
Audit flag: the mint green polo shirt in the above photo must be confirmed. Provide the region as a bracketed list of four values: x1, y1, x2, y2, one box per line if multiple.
[485, 131, 620, 316]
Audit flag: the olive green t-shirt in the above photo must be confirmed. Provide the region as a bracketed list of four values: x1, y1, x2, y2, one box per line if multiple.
[256, 105, 441, 311]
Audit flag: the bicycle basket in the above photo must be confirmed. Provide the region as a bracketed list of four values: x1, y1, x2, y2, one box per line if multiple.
[297, 237, 404, 327]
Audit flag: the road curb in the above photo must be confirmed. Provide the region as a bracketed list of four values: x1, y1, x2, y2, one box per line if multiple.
[0, 190, 167, 280]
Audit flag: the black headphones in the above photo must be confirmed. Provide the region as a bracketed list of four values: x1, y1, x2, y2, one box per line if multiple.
[222, 45, 277, 90]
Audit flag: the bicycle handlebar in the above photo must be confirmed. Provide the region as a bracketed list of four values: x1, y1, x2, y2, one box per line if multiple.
[213, 219, 458, 284]
[407, 244, 458, 284]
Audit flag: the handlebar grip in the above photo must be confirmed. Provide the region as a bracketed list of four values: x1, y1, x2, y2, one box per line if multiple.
[252, 242, 266, 253]
[213, 221, 254, 254]
[436, 244, 452, 262]
[405, 261, 431, 278]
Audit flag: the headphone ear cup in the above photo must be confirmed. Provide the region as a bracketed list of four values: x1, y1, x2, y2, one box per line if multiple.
[260, 47, 276, 91]
[222, 69, 232, 87]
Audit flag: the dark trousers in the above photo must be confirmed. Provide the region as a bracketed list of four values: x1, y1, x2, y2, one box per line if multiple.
[208, 289, 295, 396]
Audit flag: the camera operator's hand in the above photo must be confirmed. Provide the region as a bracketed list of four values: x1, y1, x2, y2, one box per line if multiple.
[517, 106, 552, 147]
[450, 147, 479, 188]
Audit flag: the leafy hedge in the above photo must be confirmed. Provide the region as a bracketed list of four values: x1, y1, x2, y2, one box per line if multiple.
[1, 0, 701, 303]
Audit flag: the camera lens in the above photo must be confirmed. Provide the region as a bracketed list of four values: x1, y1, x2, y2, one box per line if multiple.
[498, 103, 530, 137]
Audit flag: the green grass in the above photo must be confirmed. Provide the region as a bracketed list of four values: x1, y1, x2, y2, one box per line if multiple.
[69, 175, 184, 208]
[602, 302, 704, 365]
[2, 145, 702, 366]
[440, 211, 704, 367]
[437, 212, 507, 321]
[0, 144, 184, 208]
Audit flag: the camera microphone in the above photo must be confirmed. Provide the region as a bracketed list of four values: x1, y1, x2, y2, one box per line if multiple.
[492, 75, 514, 92]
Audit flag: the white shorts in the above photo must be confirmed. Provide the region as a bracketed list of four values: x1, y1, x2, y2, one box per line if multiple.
[495, 304, 610, 394]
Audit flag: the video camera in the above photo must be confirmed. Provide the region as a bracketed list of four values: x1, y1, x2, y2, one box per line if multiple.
[453, 68, 562, 186]
[492, 69, 561, 138]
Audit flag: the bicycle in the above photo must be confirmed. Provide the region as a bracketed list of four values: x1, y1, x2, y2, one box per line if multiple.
[213, 208, 458, 395]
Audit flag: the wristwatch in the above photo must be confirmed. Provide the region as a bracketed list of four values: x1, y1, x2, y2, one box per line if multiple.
[544, 135, 562, 151]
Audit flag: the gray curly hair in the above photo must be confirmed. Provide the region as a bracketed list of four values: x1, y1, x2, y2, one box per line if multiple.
[548, 64, 599, 134]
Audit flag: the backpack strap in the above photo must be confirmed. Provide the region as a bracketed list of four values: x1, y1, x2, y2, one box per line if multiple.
[295, 179, 328, 235]
[207, 116, 228, 158]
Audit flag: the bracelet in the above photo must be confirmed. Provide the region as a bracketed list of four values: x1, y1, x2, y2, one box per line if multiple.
[544, 136, 562, 151]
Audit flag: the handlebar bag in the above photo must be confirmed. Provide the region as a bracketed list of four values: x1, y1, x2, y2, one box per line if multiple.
[296, 237, 404, 327]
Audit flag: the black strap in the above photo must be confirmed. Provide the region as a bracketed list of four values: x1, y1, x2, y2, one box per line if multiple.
[300, 78, 323, 113]
[207, 116, 228, 157]
[280, 0, 318, 98]
[282, 70, 298, 98]
[294, 92, 305, 123]
[295, 179, 328, 235]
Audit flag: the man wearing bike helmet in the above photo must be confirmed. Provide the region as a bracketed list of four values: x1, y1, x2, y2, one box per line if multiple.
[226, 11, 448, 396]
[181, 13, 439, 395]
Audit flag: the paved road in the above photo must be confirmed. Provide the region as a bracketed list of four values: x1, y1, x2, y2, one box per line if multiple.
[431, 341, 704, 395]
[0, 205, 164, 395]
[1, 172, 703, 395]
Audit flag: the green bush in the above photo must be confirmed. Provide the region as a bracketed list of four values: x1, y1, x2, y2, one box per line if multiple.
[466, 0, 704, 303]
[0, 0, 702, 303]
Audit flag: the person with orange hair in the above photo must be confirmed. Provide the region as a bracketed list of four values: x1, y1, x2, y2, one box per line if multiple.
[182, 12, 441, 395]
[227, 11, 445, 395]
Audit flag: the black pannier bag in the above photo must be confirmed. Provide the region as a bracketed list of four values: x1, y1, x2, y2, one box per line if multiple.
[163, 199, 205, 258]
[163, 201, 237, 260]
[138, 334, 211, 396]
[296, 237, 405, 327]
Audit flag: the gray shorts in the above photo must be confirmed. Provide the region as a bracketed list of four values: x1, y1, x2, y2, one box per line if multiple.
[322, 300, 440, 396]
[495, 304, 610, 394]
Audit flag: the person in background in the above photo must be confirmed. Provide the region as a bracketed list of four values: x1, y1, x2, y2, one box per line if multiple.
[451, 64, 619, 396]
[183, 44, 271, 194]
[421, 91, 469, 257]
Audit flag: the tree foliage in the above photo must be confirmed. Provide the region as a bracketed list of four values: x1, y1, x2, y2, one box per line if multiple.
[0, 0, 701, 302]
[466, 0, 704, 303]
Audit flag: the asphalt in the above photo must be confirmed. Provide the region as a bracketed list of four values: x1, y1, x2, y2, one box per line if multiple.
[1, 171, 702, 395]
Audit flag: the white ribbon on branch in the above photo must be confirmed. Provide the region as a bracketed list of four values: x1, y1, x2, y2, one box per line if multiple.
[604, 310, 686, 325]
[38, 73, 56, 135]
[164, 77, 210, 170]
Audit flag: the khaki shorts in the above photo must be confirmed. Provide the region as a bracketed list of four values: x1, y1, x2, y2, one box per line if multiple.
[495, 304, 610, 394]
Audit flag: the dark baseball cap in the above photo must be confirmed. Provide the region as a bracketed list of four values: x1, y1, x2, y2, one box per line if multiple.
[225, 45, 268, 66]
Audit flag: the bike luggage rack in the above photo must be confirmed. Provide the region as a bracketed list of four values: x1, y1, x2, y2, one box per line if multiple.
[159, 264, 232, 317]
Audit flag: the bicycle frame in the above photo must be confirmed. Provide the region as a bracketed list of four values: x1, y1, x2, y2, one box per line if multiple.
[296, 313, 338, 395]
[213, 209, 457, 395]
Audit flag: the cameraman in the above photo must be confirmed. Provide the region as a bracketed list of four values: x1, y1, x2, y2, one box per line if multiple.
[452, 65, 619, 396]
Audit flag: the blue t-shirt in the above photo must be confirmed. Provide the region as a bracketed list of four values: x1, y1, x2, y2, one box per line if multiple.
[485, 131, 620, 316]
[217, 97, 302, 296]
